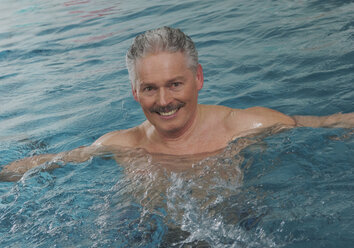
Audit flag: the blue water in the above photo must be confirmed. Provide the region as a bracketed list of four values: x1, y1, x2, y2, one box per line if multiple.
[1, 0, 353, 247]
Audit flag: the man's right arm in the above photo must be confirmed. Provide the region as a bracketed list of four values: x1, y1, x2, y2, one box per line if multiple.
[0, 128, 139, 182]
[0, 145, 101, 182]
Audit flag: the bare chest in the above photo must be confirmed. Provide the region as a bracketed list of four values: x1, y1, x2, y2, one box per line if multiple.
[142, 124, 232, 155]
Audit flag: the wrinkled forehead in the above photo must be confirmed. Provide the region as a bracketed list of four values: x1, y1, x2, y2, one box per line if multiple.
[135, 52, 191, 81]
[138, 51, 194, 72]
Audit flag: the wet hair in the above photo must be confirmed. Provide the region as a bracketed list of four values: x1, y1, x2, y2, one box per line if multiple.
[126, 26, 198, 89]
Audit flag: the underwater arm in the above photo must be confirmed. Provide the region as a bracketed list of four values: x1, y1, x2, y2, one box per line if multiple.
[0, 145, 99, 182]
[292, 113, 354, 128]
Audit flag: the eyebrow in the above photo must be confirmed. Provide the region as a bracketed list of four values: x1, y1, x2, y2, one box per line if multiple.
[139, 82, 156, 89]
[166, 76, 185, 83]
[140, 76, 186, 87]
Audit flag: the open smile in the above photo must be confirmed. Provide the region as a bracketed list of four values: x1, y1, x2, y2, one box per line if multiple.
[150, 102, 185, 117]
[158, 108, 179, 116]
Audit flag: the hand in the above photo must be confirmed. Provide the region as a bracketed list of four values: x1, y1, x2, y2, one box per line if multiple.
[324, 113, 354, 128]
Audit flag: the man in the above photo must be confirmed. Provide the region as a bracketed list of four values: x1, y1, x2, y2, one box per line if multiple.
[1, 26, 353, 181]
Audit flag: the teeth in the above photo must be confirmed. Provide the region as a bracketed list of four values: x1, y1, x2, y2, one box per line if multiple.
[159, 109, 177, 116]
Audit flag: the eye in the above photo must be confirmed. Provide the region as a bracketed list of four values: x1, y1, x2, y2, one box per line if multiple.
[170, 82, 182, 88]
[143, 86, 154, 92]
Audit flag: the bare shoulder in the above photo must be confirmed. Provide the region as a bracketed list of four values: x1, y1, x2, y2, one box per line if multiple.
[93, 125, 144, 148]
[226, 106, 295, 134]
[242, 106, 294, 122]
[201, 104, 234, 117]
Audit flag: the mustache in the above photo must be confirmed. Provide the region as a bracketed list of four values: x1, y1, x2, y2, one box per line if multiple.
[149, 102, 185, 113]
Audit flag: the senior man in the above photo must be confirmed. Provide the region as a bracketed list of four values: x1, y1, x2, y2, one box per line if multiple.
[1, 26, 353, 181]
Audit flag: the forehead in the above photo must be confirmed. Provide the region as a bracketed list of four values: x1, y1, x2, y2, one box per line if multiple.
[135, 52, 191, 84]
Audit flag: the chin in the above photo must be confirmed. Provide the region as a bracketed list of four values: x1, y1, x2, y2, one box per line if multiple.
[158, 122, 185, 134]
[159, 125, 180, 133]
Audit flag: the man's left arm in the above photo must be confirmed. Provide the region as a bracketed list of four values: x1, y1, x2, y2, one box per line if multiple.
[237, 107, 354, 131]
[292, 113, 354, 128]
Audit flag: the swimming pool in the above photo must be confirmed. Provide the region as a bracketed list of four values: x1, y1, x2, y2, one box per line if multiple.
[1, 0, 353, 247]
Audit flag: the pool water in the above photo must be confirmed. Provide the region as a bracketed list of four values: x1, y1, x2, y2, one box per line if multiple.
[1, 0, 353, 247]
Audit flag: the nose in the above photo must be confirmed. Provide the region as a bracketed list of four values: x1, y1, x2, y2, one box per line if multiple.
[157, 88, 172, 106]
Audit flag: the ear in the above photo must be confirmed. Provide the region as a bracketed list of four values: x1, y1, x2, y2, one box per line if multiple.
[131, 83, 139, 102]
[196, 64, 204, 91]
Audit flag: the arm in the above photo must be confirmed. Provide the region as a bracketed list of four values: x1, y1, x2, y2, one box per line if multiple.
[293, 113, 354, 128]
[230, 107, 353, 140]
[228, 106, 296, 140]
[238, 107, 354, 129]
[236, 107, 296, 130]
[0, 145, 100, 182]
[1, 128, 138, 182]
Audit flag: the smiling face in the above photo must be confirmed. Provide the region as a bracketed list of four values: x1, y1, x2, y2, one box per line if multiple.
[132, 52, 204, 138]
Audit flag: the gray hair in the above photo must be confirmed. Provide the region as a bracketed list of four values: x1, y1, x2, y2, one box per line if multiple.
[126, 26, 198, 89]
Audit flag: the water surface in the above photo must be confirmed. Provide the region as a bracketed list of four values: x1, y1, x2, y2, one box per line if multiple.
[1, 0, 353, 247]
